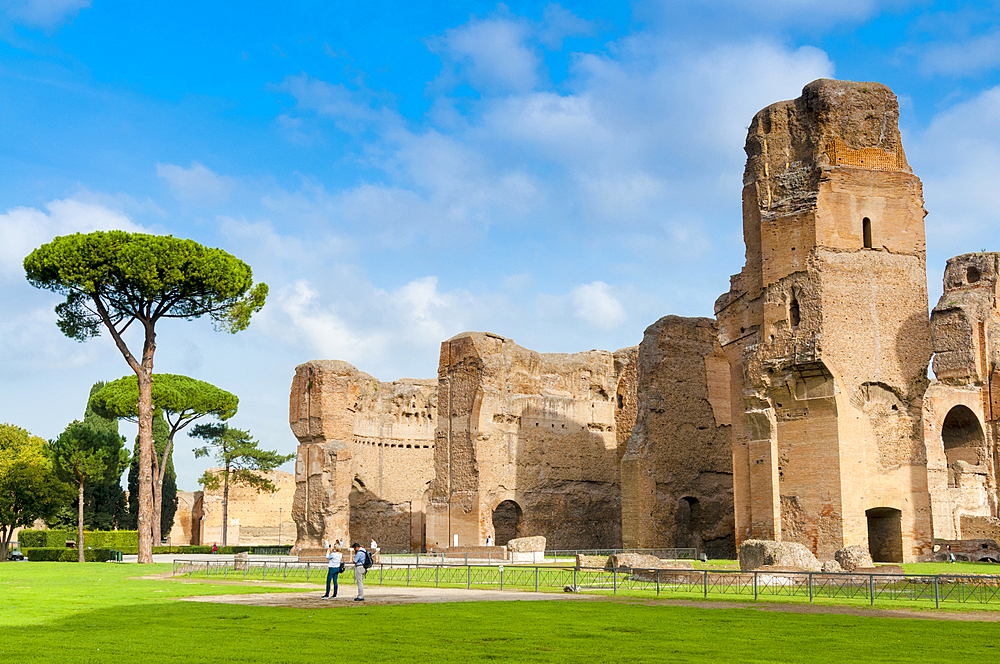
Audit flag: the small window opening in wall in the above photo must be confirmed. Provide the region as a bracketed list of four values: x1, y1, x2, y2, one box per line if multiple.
[968, 266, 981, 283]
[617, 394, 624, 409]
[863, 217, 872, 249]
[789, 296, 800, 329]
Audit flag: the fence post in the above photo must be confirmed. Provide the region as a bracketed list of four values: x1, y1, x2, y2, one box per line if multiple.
[436, 565, 440, 588]
[416, 553, 420, 567]
[500, 566, 504, 591]
[613, 568, 617, 595]
[407, 565, 410, 587]
[465, 553, 468, 566]
[704, 570, 708, 599]
[753, 572, 758, 601]
[380, 564, 383, 585]
[869, 575, 875, 606]
[284, 562, 287, 582]
[934, 576, 940, 609]
[305, 562, 309, 582]
[468, 565, 471, 590]
[808, 573, 812, 602]
[225, 564, 228, 580]
[656, 571, 660, 597]
[574, 567, 577, 592]
[535, 567, 539, 592]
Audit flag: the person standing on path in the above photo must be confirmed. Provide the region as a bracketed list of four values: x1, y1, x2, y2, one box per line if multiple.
[352, 542, 367, 601]
[323, 542, 343, 599]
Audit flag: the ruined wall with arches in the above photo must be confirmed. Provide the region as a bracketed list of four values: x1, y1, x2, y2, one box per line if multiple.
[924, 252, 1000, 540]
[425, 331, 637, 551]
[288, 360, 435, 553]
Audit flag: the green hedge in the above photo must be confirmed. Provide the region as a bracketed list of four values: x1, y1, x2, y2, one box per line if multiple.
[24, 548, 114, 562]
[19, 530, 138, 554]
[152, 545, 252, 555]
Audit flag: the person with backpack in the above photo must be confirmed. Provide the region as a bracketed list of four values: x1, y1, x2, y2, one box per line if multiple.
[351, 542, 371, 601]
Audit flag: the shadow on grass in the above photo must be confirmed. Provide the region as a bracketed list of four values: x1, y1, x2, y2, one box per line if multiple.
[6, 595, 1000, 663]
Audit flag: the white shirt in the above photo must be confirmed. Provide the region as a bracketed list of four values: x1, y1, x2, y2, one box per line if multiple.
[326, 550, 343, 568]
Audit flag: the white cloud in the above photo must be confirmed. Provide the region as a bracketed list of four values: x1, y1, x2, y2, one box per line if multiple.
[2, 0, 90, 28]
[920, 29, 1000, 76]
[910, 86, 1000, 261]
[0, 197, 146, 278]
[538, 3, 594, 49]
[430, 14, 541, 94]
[156, 162, 234, 205]
[572, 281, 626, 330]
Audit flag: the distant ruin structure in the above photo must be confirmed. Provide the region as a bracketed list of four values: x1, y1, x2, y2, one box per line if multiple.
[168, 470, 295, 546]
[715, 79, 934, 562]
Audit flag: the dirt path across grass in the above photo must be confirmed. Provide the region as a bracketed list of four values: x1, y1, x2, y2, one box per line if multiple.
[153, 575, 1000, 621]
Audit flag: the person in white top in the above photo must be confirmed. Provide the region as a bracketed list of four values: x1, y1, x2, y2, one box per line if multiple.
[323, 542, 343, 599]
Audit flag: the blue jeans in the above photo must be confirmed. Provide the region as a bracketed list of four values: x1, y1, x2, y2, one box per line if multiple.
[325, 567, 340, 596]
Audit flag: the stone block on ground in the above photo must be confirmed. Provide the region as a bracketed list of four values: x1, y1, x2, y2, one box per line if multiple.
[739, 539, 821, 572]
[506, 536, 546, 553]
[821, 560, 844, 573]
[834, 545, 874, 571]
[576, 554, 608, 569]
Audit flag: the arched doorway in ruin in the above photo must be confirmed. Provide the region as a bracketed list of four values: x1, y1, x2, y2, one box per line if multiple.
[866, 507, 903, 563]
[491, 500, 522, 547]
[675, 496, 702, 552]
[942, 405, 984, 487]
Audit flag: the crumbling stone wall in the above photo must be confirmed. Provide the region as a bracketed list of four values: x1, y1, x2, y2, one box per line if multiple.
[426, 332, 637, 550]
[167, 491, 202, 546]
[924, 253, 1000, 538]
[715, 79, 934, 562]
[289, 360, 435, 552]
[197, 470, 295, 546]
[621, 316, 735, 557]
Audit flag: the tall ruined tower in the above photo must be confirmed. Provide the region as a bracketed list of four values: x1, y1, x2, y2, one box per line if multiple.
[715, 79, 933, 562]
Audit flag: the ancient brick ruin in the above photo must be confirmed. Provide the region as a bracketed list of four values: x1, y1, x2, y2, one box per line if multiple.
[716, 79, 934, 562]
[425, 332, 637, 550]
[286, 78, 1000, 562]
[288, 361, 435, 552]
[620, 316, 735, 557]
[924, 253, 1000, 541]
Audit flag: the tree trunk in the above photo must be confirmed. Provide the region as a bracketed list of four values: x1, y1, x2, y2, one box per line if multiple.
[222, 467, 230, 547]
[78, 478, 85, 563]
[151, 436, 172, 547]
[136, 361, 155, 563]
[1, 526, 12, 562]
[89, 296, 156, 563]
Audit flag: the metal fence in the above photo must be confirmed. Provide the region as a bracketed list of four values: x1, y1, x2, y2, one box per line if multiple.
[171, 560, 1000, 609]
[544, 548, 698, 560]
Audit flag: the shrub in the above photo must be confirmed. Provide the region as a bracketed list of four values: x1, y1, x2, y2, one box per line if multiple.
[24, 547, 113, 562]
[18, 530, 138, 553]
[151, 545, 251, 555]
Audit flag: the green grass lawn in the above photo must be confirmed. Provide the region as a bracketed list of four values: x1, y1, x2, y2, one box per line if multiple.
[2, 563, 1000, 662]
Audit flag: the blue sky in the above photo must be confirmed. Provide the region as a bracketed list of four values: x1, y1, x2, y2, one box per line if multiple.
[2, 0, 999, 491]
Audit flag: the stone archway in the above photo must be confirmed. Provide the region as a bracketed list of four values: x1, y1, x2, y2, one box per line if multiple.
[942, 405, 984, 486]
[491, 500, 522, 546]
[675, 496, 702, 551]
[867, 507, 903, 563]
